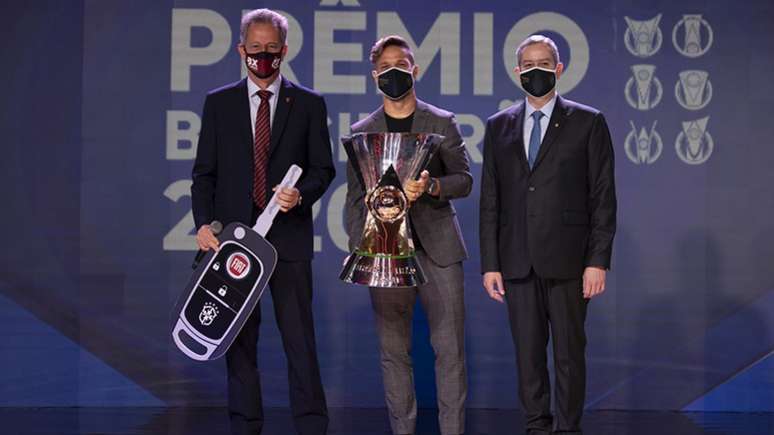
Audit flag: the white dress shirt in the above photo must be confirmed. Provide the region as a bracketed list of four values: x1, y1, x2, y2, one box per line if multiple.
[523, 94, 558, 158]
[247, 75, 282, 139]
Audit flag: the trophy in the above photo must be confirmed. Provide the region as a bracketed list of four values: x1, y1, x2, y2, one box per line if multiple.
[340, 132, 443, 287]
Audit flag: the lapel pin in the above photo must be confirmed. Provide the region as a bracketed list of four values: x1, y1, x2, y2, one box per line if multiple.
[285, 97, 291, 103]
[555, 123, 559, 128]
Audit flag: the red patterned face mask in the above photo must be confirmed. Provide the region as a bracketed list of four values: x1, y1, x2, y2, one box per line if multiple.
[244, 50, 282, 79]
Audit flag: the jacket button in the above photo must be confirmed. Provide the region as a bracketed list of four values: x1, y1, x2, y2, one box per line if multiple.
[528, 186, 536, 192]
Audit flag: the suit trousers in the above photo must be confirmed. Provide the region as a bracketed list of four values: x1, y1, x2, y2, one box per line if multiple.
[504, 271, 588, 434]
[369, 251, 467, 435]
[225, 260, 328, 435]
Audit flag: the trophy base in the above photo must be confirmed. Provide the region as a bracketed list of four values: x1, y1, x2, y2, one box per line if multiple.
[339, 251, 427, 288]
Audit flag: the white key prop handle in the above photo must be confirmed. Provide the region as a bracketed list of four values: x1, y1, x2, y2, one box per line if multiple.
[253, 164, 303, 237]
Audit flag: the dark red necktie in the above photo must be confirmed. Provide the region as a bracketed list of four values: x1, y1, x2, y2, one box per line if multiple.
[252, 90, 273, 208]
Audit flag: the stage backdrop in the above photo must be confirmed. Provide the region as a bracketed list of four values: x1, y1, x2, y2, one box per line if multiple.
[1, 0, 773, 413]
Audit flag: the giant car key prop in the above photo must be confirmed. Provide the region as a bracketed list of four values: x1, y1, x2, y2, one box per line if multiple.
[172, 165, 303, 361]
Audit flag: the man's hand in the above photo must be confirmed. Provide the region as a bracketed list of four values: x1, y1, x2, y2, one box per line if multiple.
[583, 266, 606, 299]
[405, 170, 430, 202]
[196, 225, 220, 252]
[273, 186, 301, 212]
[483, 271, 505, 303]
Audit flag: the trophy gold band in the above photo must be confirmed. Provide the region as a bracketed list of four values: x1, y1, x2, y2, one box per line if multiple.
[340, 132, 444, 288]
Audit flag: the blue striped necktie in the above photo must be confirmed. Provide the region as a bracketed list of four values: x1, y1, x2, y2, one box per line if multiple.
[528, 110, 544, 169]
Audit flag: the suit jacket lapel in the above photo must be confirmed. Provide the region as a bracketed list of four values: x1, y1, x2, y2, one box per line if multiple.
[411, 100, 431, 133]
[269, 77, 294, 157]
[237, 79, 254, 155]
[509, 102, 531, 174]
[532, 95, 567, 171]
[369, 107, 388, 133]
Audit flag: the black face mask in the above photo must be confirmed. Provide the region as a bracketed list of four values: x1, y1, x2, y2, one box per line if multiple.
[519, 67, 557, 98]
[377, 67, 414, 100]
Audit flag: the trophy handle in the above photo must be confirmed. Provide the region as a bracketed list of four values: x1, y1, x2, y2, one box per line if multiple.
[342, 136, 368, 189]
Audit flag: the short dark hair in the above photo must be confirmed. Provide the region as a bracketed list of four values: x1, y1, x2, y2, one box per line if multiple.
[369, 35, 415, 65]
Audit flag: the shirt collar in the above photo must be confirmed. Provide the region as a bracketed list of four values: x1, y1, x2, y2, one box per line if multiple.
[525, 93, 558, 119]
[247, 74, 282, 98]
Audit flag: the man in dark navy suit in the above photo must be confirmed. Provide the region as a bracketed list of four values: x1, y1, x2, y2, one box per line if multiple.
[191, 8, 335, 435]
[480, 35, 616, 434]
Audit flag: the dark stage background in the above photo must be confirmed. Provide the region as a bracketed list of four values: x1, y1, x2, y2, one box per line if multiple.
[1, 0, 772, 412]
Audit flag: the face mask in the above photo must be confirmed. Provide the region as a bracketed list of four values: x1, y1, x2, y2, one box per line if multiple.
[376, 66, 414, 101]
[244, 49, 282, 79]
[519, 66, 557, 98]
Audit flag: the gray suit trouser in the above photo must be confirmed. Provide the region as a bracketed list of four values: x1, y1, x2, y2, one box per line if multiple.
[369, 250, 467, 435]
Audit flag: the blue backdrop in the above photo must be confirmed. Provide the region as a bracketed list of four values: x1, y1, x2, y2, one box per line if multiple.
[1, 0, 773, 412]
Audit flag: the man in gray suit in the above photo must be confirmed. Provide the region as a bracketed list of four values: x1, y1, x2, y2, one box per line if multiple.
[344, 35, 472, 435]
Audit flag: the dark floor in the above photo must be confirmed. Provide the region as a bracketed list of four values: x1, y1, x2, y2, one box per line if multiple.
[0, 407, 771, 435]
